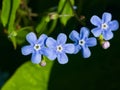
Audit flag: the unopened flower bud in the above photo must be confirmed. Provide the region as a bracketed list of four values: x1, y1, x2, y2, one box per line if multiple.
[102, 41, 110, 49]
[40, 60, 46, 67]
[80, 15, 85, 21]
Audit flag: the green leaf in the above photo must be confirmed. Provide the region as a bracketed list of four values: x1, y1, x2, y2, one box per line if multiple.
[2, 57, 54, 90]
[7, 0, 20, 48]
[58, 0, 67, 13]
[36, 15, 58, 35]
[16, 26, 33, 45]
[47, 19, 57, 34]
[10, 36, 17, 49]
[36, 15, 50, 34]
[8, 0, 21, 33]
[1, 0, 11, 27]
[58, 0, 74, 25]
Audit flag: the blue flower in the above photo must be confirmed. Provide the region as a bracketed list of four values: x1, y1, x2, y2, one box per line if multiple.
[21, 32, 47, 64]
[69, 27, 97, 58]
[90, 12, 119, 40]
[45, 33, 75, 64]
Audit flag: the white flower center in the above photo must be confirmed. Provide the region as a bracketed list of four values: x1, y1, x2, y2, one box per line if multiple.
[79, 39, 85, 46]
[34, 44, 41, 51]
[56, 45, 63, 52]
[101, 23, 108, 29]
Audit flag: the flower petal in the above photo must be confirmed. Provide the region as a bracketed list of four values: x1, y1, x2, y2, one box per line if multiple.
[82, 46, 91, 58]
[26, 32, 37, 44]
[63, 44, 75, 54]
[103, 30, 113, 40]
[108, 20, 119, 31]
[46, 37, 57, 48]
[21, 45, 33, 55]
[69, 30, 79, 42]
[86, 37, 97, 47]
[57, 53, 68, 64]
[102, 12, 112, 23]
[38, 34, 48, 45]
[74, 45, 81, 54]
[57, 33, 67, 44]
[31, 52, 41, 64]
[90, 15, 102, 26]
[91, 27, 102, 37]
[44, 48, 57, 60]
[80, 27, 89, 39]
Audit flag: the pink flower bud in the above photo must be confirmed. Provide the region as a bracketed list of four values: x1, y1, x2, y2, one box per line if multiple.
[102, 41, 110, 49]
[40, 60, 46, 67]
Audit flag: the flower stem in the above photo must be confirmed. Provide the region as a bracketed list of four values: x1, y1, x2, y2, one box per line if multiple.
[67, 0, 85, 26]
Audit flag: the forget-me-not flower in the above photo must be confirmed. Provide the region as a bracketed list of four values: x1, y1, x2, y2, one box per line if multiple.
[45, 33, 75, 64]
[90, 12, 119, 40]
[21, 32, 47, 64]
[69, 27, 97, 58]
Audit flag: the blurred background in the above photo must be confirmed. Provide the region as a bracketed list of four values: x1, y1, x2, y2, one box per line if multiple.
[0, 0, 120, 90]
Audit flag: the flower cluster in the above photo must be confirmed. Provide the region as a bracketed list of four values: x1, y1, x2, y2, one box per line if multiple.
[21, 12, 119, 65]
[21, 32, 75, 64]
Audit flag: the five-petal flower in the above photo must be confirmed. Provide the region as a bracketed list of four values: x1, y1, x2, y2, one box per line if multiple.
[21, 32, 47, 64]
[45, 33, 75, 64]
[90, 12, 119, 40]
[69, 27, 97, 58]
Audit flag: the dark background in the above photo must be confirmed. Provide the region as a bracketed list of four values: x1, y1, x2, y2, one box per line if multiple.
[0, 0, 120, 90]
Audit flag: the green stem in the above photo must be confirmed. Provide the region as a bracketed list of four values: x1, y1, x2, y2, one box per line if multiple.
[47, 19, 58, 35]
[67, 0, 85, 26]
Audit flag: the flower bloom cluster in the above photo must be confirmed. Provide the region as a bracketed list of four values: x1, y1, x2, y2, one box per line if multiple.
[21, 12, 119, 65]
[21, 32, 75, 64]
[90, 12, 119, 49]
